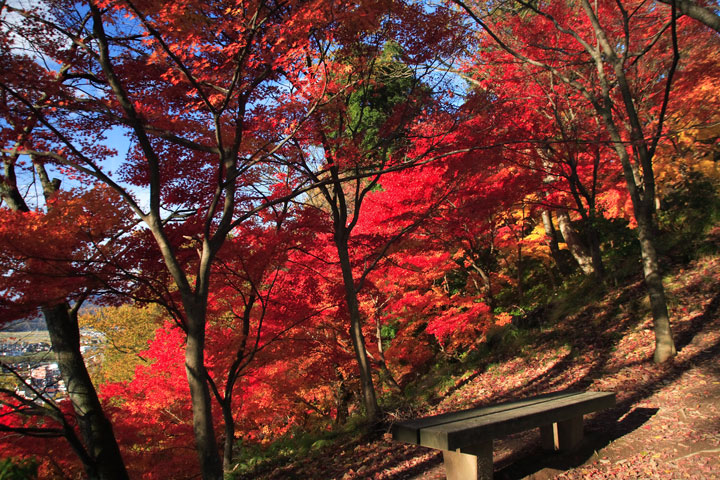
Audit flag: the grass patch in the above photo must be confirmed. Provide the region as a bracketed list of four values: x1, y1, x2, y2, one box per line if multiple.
[229, 421, 367, 478]
[0, 352, 55, 365]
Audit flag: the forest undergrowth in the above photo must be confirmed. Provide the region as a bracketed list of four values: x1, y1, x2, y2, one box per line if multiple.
[236, 229, 720, 480]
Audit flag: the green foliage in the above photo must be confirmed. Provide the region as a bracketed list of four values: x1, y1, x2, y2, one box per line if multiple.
[493, 306, 524, 317]
[443, 267, 469, 296]
[658, 172, 720, 259]
[229, 426, 360, 478]
[402, 358, 462, 405]
[379, 322, 397, 341]
[594, 216, 642, 280]
[544, 276, 607, 325]
[0, 458, 37, 480]
[519, 255, 558, 306]
[485, 324, 532, 354]
[346, 42, 418, 153]
[379, 321, 398, 352]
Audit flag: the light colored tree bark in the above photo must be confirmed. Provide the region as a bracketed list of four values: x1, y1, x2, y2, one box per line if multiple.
[373, 301, 402, 394]
[556, 210, 595, 276]
[541, 209, 575, 275]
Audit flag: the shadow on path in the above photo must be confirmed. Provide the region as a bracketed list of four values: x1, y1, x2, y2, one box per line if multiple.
[382, 270, 720, 480]
[494, 407, 658, 479]
[675, 292, 720, 351]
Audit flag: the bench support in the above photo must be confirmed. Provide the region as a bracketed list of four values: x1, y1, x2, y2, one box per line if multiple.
[442, 441, 493, 480]
[393, 391, 615, 480]
[540, 415, 584, 452]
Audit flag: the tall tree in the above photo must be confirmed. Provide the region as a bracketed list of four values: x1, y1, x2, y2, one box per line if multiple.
[0, 51, 131, 475]
[452, 0, 696, 362]
[204, 208, 325, 470]
[293, 28, 461, 419]
[0, 0, 390, 476]
[1, 19, 131, 477]
[0, 181, 131, 478]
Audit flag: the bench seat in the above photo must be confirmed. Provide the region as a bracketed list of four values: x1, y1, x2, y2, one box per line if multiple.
[392, 390, 615, 479]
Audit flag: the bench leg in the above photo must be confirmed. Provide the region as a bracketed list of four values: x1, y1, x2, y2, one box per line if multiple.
[540, 423, 556, 451]
[540, 415, 584, 452]
[442, 441, 493, 480]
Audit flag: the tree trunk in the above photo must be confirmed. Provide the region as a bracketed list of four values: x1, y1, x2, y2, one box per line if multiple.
[600, 121, 677, 363]
[185, 306, 223, 480]
[43, 303, 128, 480]
[466, 256, 496, 310]
[541, 209, 574, 275]
[2, 160, 128, 478]
[516, 242, 524, 301]
[657, 0, 720, 33]
[556, 210, 596, 276]
[604, 140, 678, 363]
[586, 222, 605, 278]
[577, 0, 677, 363]
[221, 401, 235, 473]
[374, 317, 402, 394]
[334, 235, 379, 421]
[334, 369, 352, 426]
[635, 207, 677, 363]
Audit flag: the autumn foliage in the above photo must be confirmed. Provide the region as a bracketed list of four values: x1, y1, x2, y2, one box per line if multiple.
[1, 0, 719, 478]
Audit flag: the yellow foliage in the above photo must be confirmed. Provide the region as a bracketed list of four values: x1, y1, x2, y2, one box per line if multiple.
[523, 223, 552, 262]
[655, 119, 720, 197]
[677, 122, 720, 144]
[80, 303, 165, 384]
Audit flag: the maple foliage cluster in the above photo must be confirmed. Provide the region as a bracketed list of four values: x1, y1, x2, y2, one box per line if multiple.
[1, 0, 719, 478]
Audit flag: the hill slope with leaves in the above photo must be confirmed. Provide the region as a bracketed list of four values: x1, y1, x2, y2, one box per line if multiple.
[234, 232, 720, 480]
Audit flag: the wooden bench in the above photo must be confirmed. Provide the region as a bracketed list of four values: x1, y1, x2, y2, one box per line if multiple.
[391, 390, 615, 480]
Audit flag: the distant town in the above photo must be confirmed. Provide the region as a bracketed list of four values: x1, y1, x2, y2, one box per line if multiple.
[0, 323, 105, 404]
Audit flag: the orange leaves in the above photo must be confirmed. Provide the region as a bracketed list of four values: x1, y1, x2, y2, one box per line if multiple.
[494, 312, 513, 327]
[0, 186, 134, 319]
[654, 25, 720, 197]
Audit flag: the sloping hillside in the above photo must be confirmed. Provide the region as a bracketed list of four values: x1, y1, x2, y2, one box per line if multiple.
[236, 250, 720, 479]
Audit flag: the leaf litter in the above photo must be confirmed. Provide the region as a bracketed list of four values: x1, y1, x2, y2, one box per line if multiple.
[241, 255, 720, 479]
